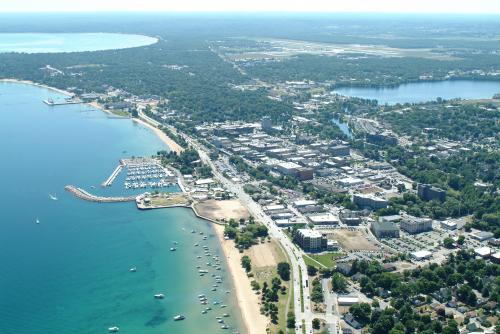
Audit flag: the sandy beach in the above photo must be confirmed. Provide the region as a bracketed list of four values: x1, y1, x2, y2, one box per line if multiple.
[132, 116, 184, 155]
[1, 79, 184, 155]
[0, 78, 73, 96]
[213, 224, 269, 334]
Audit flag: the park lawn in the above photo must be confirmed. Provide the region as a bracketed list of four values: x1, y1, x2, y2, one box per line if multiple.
[305, 252, 343, 269]
[249, 240, 291, 334]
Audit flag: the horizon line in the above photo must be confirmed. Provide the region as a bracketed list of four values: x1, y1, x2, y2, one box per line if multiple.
[1, 10, 500, 15]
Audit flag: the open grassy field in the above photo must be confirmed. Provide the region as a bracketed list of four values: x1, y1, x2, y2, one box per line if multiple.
[246, 240, 291, 334]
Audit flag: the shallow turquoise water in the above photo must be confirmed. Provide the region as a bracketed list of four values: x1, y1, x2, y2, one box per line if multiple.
[333, 80, 500, 105]
[0, 33, 157, 53]
[0, 82, 244, 334]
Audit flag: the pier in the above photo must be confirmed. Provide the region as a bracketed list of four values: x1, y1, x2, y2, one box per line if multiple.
[65, 185, 136, 203]
[43, 98, 83, 106]
[101, 162, 125, 187]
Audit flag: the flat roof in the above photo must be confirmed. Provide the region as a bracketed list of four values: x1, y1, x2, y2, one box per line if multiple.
[297, 229, 323, 238]
[195, 178, 214, 185]
[277, 161, 302, 169]
[337, 296, 359, 303]
[411, 250, 432, 259]
[294, 199, 317, 207]
[474, 247, 492, 256]
[308, 215, 338, 224]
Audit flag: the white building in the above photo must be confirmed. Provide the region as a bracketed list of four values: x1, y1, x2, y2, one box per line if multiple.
[411, 250, 432, 261]
[293, 199, 317, 208]
[337, 296, 359, 306]
[308, 214, 339, 225]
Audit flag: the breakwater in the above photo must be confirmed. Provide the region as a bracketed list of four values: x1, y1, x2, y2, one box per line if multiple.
[64, 185, 136, 202]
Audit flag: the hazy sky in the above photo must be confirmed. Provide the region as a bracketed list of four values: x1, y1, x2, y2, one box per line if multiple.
[1, 0, 499, 14]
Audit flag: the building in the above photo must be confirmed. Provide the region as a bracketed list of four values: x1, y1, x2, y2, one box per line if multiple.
[470, 231, 494, 242]
[261, 116, 272, 130]
[275, 162, 313, 181]
[400, 217, 433, 234]
[294, 229, 327, 252]
[329, 145, 350, 157]
[411, 250, 432, 261]
[474, 247, 492, 258]
[366, 132, 397, 146]
[343, 314, 362, 329]
[338, 296, 359, 306]
[353, 194, 388, 210]
[337, 177, 364, 187]
[441, 220, 458, 230]
[296, 167, 314, 181]
[417, 184, 446, 202]
[339, 211, 362, 226]
[308, 214, 339, 225]
[293, 199, 317, 208]
[327, 240, 340, 251]
[371, 220, 400, 238]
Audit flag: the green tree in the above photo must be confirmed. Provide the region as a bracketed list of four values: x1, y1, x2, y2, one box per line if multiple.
[332, 272, 348, 292]
[307, 265, 318, 276]
[312, 318, 321, 330]
[277, 262, 291, 281]
[241, 255, 251, 273]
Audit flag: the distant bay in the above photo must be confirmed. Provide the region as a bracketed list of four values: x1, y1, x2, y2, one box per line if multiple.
[0, 82, 244, 334]
[333, 80, 500, 105]
[0, 33, 158, 53]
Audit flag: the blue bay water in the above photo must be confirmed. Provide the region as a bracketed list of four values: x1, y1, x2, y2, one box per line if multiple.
[333, 80, 500, 105]
[0, 82, 244, 334]
[0, 33, 157, 53]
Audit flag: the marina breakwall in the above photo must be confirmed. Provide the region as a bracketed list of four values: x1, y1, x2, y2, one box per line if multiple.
[64, 185, 136, 203]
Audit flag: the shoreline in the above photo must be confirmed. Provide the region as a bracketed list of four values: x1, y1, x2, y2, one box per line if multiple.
[132, 116, 184, 155]
[0, 78, 73, 96]
[0, 79, 184, 155]
[213, 224, 269, 334]
[2, 77, 260, 334]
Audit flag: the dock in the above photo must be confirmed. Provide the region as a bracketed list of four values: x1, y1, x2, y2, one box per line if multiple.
[43, 98, 83, 106]
[65, 185, 136, 203]
[101, 162, 125, 187]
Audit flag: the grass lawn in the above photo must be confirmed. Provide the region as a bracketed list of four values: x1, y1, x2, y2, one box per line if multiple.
[304, 252, 343, 269]
[249, 240, 291, 334]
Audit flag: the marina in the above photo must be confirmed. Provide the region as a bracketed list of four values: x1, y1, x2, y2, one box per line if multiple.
[122, 158, 176, 190]
[0, 81, 244, 334]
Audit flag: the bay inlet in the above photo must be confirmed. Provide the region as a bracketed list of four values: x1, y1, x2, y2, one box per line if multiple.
[0, 82, 244, 334]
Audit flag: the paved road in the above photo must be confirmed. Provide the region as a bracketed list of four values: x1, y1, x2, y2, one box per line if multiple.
[154, 124, 342, 334]
[179, 136, 313, 334]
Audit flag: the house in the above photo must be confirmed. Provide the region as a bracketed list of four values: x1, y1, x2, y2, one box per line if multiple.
[336, 262, 353, 276]
[343, 313, 362, 329]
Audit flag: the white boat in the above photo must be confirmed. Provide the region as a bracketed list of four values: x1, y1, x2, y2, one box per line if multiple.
[221, 325, 229, 329]
[129, 267, 137, 272]
[223, 313, 229, 317]
[108, 326, 119, 333]
[173, 315, 185, 321]
[170, 247, 176, 251]
[154, 294, 165, 299]
[35, 219, 40, 224]
[49, 194, 58, 201]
